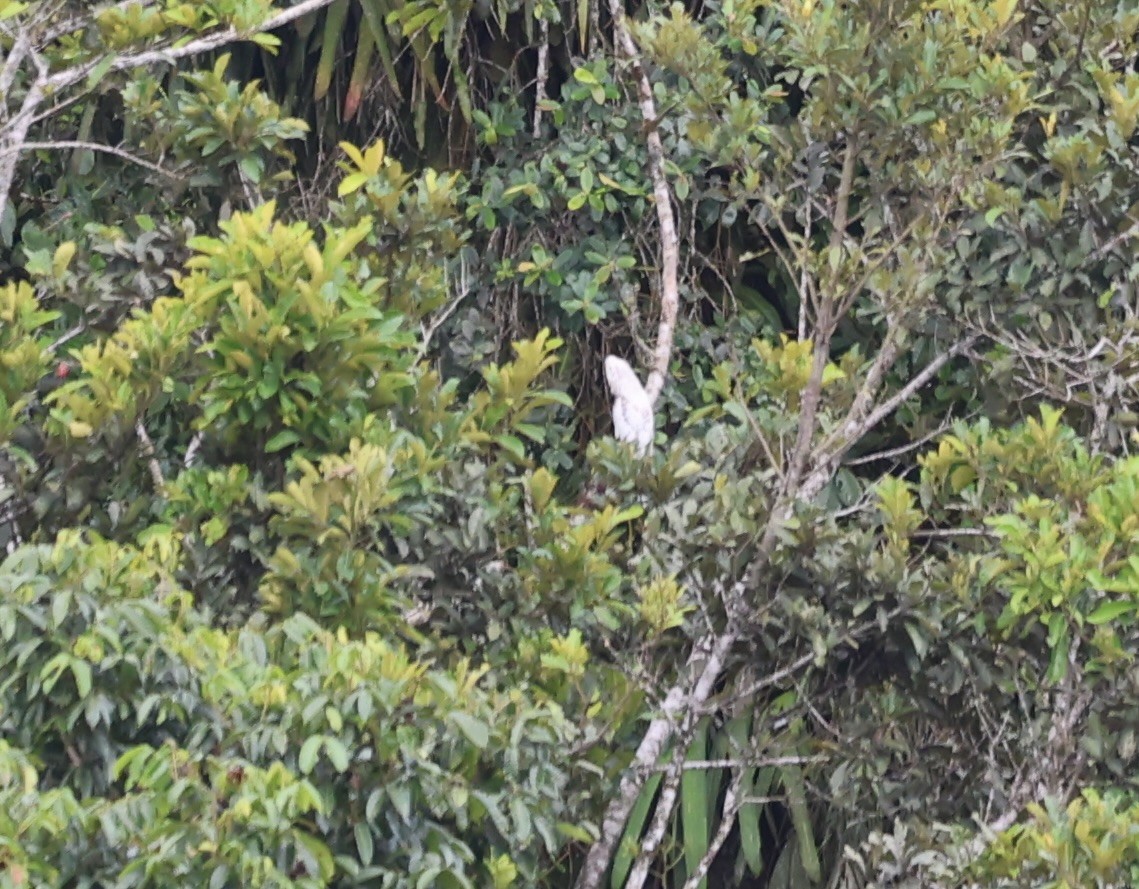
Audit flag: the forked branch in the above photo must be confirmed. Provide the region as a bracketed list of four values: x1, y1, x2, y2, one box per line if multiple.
[0, 0, 341, 220]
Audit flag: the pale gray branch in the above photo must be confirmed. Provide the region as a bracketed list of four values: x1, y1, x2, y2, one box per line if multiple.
[575, 630, 737, 889]
[859, 334, 978, 436]
[624, 737, 689, 889]
[0, 0, 340, 219]
[135, 421, 166, 493]
[607, 0, 679, 404]
[533, 18, 550, 137]
[183, 432, 204, 468]
[802, 334, 979, 502]
[8, 140, 180, 178]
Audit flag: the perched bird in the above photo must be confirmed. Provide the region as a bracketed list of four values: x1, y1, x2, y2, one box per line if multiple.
[604, 355, 654, 456]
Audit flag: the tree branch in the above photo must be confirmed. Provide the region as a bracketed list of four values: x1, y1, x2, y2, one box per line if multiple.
[802, 333, 979, 502]
[623, 734, 690, 889]
[135, 421, 166, 494]
[828, 136, 859, 252]
[681, 769, 744, 889]
[857, 334, 978, 440]
[607, 0, 679, 405]
[533, 18, 550, 137]
[6, 140, 181, 178]
[0, 0, 340, 220]
[575, 629, 737, 889]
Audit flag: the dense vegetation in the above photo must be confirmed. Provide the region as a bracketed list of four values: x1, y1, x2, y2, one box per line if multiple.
[5, 0, 1139, 886]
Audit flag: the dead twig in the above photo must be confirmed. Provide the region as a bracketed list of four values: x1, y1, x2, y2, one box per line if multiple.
[135, 421, 166, 493]
[0, 0, 341, 219]
[5, 140, 180, 179]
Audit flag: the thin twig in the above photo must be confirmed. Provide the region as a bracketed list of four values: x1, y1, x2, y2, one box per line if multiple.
[911, 527, 995, 540]
[48, 323, 86, 354]
[858, 335, 978, 437]
[1091, 217, 1139, 261]
[843, 415, 968, 466]
[135, 421, 166, 493]
[0, 0, 340, 219]
[417, 259, 472, 361]
[7, 140, 180, 178]
[665, 754, 828, 772]
[804, 334, 980, 502]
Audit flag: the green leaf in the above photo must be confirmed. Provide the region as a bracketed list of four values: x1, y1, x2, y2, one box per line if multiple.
[354, 823, 374, 865]
[338, 172, 369, 195]
[612, 505, 644, 524]
[612, 770, 663, 889]
[238, 154, 264, 184]
[86, 55, 116, 90]
[681, 720, 711, 889]
[250, 32, 281, 51]
[389, 784, 412, 821]
[557, 821, 595, 843]
[1046, 620, 1070, 683]
[265, 429, 301, 452]
[1086, 600, 1135, 625]
[738, 767, 774, 877]
[904, 621, 928, 660]
[324, 736, 350, 772]
[71, 660, 92, 698]
[781, 763, 820, 882]
[299, 735, 322, 774]
[451, 712, 490, 748]
[52, 242, 76, 277]
[315, 0, 350, 100]
[495, 434, 527, 462]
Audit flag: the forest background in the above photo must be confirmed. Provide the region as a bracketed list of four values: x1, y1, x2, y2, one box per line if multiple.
[4, 0, 1139, 886]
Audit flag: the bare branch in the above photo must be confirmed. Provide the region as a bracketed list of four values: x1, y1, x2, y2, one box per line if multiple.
[135, 421, 166, 493]
[87, 0, 340, 79]
[0, 57, 47, 223]
[665, 754, 827, 772]
[0, 29, 32, 111]
[843, 414, 967, 466]
[827, 318, 906, 445]
[48, 323, 86, 354]
[418, 256, 473, 361]
[533, 18, 550, 137]
[184, 432, 204, 468]
[911, 527, 995, 540]
[607, 0, 679, 404]
[575, 630, 737, 889]
[7, 140, 180, 178]
[624, 737, 689, 889]
[858, 334, 978, 438]
[0, 0, 341, 219]
[1091, 216, 1139, 261]
[802, 333, 979, 502]
[828, 137, 859, 252]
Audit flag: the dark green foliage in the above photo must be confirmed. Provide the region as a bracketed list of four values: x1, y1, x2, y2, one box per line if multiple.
[9, 0, 1139, 887]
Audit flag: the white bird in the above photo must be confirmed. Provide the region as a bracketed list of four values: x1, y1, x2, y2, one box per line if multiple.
[604, 355, 654, 457]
